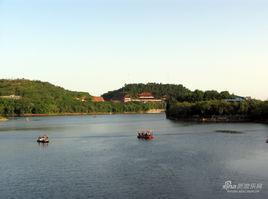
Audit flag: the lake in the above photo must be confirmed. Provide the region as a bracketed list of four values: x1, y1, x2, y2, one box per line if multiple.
[0, 114, 268, 199]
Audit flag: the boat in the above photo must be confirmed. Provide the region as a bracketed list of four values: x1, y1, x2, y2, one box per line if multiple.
[37, 135, 49, 143]
[266, 139, 268, 143]
[137, 130, 154, 140]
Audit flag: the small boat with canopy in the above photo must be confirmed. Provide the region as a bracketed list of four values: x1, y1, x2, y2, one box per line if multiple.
[137, 130, 154, 140]
[37, 135, 49, 143]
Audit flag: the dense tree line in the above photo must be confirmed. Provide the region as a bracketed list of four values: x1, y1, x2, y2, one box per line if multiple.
[102, 83, 236, 102]
[166, 99, 268, 121]
[0, 99, 165, 116]
[90, 101, 165, 113]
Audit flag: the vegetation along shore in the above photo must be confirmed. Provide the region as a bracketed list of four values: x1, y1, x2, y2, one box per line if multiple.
[166, 99, 268, 123]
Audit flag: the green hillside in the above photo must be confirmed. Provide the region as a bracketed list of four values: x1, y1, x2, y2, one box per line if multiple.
[0, 79, 90, 98]
[0, 79, 92, 115]
[102, 83, 236, 102]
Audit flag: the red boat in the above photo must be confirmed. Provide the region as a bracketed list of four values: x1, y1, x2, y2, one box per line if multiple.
[137, 130, 154, 140]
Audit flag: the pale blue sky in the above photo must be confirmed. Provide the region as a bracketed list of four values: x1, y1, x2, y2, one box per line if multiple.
[0, 0, 267, 99]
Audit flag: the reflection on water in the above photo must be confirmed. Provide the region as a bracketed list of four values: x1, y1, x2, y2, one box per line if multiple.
[0, 114, 267, 199]
[0, 126, 65, 132]
[215, 129, 244, 134]
[37, 142, 49, 148]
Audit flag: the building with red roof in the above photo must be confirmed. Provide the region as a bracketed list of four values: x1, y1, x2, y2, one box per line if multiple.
[92, 96, 105, 102]
[121, 92, 163, 103]
[138, 92, 155, 100]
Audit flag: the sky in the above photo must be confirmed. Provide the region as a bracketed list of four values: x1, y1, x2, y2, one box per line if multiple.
[0, 0, 267, 99]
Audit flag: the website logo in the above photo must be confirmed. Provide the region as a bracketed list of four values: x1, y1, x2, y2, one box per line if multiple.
[222, 181, 262, 193]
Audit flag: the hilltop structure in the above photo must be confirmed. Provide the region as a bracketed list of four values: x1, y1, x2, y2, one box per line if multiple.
[122, 92, 163, 103]
[75, 96, 88, 102]
[0, 95, 22, 100]
[224, 97, 245, 102]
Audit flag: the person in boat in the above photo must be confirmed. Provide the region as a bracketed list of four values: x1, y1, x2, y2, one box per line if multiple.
[137, 130, 154, 139]
[37, 134, 49, 142]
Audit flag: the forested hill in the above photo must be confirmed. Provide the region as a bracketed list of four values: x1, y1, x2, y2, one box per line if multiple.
[0, 79, 90, 98]
[0, 79, 92, 114]
[102, 83, 237, 102]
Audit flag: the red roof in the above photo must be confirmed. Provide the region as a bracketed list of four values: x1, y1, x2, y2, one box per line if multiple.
[138, 92, 154, 97]
[92, 96, 105, 102]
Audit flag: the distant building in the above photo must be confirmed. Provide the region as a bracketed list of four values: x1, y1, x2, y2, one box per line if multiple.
[245, 96, 252, 101]
[0, 95, 22, 100]
[224, 97, 245, 102]
[138, 92, 155, 100]
[122, 92, 163, 103]
[75, 96, 88, 102]
[161, 95, 168, 101]
[122, 95, 132, 103]
[92, 96, 105, 102]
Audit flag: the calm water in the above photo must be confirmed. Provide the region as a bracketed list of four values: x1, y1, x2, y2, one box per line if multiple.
[0, 114, 268, 199]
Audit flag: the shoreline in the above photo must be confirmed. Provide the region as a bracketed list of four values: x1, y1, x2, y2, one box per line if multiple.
[166, 115, 268, 124]
[0, 117, 8, 121]
[9, 109, 165, 118]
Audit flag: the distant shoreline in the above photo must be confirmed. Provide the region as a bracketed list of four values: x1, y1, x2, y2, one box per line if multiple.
[166, 115, 268, 124]
[8, 109, 165, 117]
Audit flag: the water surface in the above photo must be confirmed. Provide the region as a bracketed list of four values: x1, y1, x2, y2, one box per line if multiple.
[0, 114, 268, 199]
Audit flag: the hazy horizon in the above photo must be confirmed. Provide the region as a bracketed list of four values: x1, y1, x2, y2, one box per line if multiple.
[1, 0, 267, 100]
